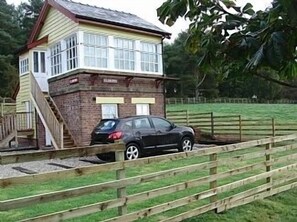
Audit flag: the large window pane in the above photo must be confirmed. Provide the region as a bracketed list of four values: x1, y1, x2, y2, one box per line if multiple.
[84, 33, 108, 68]
[50, 43, 62, 76]
[140, 42, 160, 73]
[136, 104, 150, 115]
[114, 37, 135, 70]
[101, 104, 118, 119]
[20, 58, 29, 75]
[65, 34, 78, 71]
[33, 52, 39, 72]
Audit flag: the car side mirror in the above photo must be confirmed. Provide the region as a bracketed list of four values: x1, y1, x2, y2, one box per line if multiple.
[171, 123, 176, 129]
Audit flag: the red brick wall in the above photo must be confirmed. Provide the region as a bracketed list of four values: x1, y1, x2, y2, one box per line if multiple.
[49, 71, 165, 146]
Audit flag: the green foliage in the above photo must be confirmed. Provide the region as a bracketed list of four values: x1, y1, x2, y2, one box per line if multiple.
[164, 31, 219, 98]
[16, 0, 44, 43]
[158, 0, 297, 87]
[0, 0, 44, 98]
[0, 0, 21, 97]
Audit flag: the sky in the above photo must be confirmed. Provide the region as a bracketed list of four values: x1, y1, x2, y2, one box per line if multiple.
[7, 0, 272, 42]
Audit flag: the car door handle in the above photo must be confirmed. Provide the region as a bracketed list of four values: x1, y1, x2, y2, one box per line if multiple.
[156, 130, 162, 134]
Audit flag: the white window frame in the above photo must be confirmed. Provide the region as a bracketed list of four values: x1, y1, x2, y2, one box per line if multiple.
[84, 33, 108, 68]
[136, 104, 150, 115]
[50, 42, 62, 76]
[140, 42, 160, 73]
[101, 104, 118, 119]
[65, 34, 78, 71]
[114, 37, 135, 71]
[19, 58, 29, 75]
[33, 51, 46, 74]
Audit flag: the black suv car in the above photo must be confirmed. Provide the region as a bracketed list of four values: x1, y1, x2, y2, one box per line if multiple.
[90, 115, 195, 160]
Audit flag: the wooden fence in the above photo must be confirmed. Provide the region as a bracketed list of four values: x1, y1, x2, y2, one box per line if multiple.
[166, 110, 297, 142]
[0, 112, 34, 142]
[1, 135, 297, 221]
[0, 102, 16, 116]
[0, 114, 16, 142]
[166, 97, 297, 104]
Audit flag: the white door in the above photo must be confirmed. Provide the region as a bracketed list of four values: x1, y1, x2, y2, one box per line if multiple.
[45, 129, 52, 146]
[33, 51, 48, 92]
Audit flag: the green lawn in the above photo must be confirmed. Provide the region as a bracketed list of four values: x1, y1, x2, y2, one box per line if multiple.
[0, 103, 296, 221]
[185, 187, 297, 222]
[167, 103, 297, 121]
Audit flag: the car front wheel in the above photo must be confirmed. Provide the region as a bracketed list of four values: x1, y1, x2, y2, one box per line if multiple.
[179, 137, 193, 152]
[125, 143, 141, 160]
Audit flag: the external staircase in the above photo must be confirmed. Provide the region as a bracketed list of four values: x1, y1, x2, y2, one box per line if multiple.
[45, 97, 76, 148]
[30, 73, 77, 149]
[0, 73, 77, 150]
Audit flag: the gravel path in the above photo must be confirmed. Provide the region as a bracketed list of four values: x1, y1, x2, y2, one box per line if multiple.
[0, 144, 213, 179]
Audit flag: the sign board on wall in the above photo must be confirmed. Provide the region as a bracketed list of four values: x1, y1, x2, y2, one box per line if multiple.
[69, 78, 79, 85]
[103, 79, 118, 84]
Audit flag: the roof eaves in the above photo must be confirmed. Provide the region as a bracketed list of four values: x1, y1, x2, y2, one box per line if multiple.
[76, 15, 171, 39]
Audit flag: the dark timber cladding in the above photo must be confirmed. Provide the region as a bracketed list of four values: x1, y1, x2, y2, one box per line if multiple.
[48, 70, 173, 146]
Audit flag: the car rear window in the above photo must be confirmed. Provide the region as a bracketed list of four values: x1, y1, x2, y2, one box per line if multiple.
[96, 120, 118, 131]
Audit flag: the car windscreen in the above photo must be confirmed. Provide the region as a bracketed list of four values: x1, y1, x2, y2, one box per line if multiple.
[95, 120, 118, 131]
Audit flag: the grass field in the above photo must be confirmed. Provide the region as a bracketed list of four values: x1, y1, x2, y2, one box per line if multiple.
[167, 103, 297, 122]
[0, 103, 296, 221]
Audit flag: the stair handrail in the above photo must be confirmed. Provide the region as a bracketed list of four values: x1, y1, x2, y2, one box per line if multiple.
[30, 72, 63, 149]
[47, 96, 78, 147]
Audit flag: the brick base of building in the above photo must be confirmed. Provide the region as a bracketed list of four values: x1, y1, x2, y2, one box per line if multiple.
[49, 70, 167, 146]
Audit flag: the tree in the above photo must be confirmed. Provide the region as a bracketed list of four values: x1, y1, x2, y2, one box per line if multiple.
[164, 31, 218, 98]
[158, 0, 297, 88]
[16, 0, 44, 44]
[0, 0, 20, 97]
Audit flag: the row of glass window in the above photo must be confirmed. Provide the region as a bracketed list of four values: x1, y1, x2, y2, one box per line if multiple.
[19, 33, 162, 76]
[50, 33, 161, 76]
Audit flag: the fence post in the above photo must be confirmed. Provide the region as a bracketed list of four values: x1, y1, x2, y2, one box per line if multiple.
[209, 153, 218, 210]
[186, 110, 189, 126]
[265, 143, 272, 191]
[239, 115, 242, 142]
[272, 118, 275, 137]
[211, 112, 214, 137]
[14, 114, 18, 147]
[115, 149, 127, 215]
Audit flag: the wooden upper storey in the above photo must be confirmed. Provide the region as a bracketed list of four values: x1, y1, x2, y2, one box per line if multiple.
[19, 0, 170, 79]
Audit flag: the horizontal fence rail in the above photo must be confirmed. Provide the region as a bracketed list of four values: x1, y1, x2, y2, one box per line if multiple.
[166, 97, 297, 104]
[0, 102, 16, 116]
[0, 134, 297, 221]
[166, 110, 297, 142]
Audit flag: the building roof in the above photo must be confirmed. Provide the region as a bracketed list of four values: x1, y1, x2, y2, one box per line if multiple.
[55, 0, 170, 37]
[27, 0, 170, 49]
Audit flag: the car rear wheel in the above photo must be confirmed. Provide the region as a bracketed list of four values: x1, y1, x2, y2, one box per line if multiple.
[125, 143, 141, 160]
[179, 137, 193, 152]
